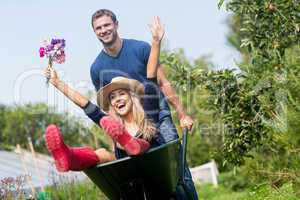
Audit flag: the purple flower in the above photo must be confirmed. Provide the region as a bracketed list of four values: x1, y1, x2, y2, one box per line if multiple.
[46, 44, 54, 51]
[60, 39, 66, 48]
[51, 39, 59, 45]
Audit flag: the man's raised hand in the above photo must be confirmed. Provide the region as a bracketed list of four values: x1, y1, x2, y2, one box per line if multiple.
[149, 16, 165, 43]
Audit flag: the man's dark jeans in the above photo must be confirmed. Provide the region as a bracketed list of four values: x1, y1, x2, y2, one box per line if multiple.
[159, 116, 198, 200]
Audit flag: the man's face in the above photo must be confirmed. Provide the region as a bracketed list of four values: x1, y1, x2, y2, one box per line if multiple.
[93, 15, 118, 47]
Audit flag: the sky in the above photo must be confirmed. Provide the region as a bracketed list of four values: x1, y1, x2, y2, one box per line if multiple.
[0, 0, 240, 120]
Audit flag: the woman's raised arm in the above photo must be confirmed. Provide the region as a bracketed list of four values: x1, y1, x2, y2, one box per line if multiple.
[44, 66, 89, 108]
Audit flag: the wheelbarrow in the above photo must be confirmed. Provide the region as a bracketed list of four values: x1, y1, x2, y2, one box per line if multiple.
[84, 128, 193, 200]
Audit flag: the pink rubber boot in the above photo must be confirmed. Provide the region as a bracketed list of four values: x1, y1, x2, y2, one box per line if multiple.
[45, 124, 100, 172]
[99, 116, 150, 155]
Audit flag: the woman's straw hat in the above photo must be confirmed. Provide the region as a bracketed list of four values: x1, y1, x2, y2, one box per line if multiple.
[97, 76, 144, 112]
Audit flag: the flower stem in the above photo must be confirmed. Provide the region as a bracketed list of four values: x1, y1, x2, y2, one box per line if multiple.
[46, 57, 53, 85]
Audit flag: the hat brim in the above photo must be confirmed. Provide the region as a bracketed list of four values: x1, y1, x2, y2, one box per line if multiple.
[97, 78, 144, 113]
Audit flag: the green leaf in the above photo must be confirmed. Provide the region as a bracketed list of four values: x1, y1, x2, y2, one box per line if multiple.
[218, 0, 225, 9]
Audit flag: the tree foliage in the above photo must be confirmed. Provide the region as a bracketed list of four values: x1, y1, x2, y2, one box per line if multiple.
[161, 0, 300, 173]
[0, 103, 109, 153]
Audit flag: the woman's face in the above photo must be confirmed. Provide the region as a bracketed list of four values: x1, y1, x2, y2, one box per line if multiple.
[109, 89, 133, 116]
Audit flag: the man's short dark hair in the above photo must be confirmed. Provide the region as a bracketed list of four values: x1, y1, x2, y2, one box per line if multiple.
[91, 9, 117, 28]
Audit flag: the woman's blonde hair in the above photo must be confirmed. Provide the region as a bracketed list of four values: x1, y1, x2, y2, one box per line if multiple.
[108, 90, 156, 141]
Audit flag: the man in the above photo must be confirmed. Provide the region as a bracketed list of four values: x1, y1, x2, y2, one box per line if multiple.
[89, 9, 198, 199]
[90, 10, 193, 141]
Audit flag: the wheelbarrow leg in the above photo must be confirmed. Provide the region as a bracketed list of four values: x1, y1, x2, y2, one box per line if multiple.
[177, 128, 198, 200]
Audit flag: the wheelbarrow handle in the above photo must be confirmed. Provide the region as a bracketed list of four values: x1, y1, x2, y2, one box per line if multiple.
[180, 128, 188, 181]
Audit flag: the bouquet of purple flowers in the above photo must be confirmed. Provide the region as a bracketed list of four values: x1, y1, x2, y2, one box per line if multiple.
[39, 38, 66, 64]
[39, 38, 66, 83]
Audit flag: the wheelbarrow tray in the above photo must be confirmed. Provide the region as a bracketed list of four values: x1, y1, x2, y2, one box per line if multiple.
[84, 139, 180, 200]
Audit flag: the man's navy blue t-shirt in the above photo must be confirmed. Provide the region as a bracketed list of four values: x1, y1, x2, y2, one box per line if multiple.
[90, 39, 171, 120]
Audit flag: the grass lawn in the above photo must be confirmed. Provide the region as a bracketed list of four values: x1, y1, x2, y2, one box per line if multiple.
[197, 182, 299, 200]
[197, 183, 248, 200]
[41, 179, 299, 200]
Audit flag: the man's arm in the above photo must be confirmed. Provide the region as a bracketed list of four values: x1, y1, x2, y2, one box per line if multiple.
[90, 65, 100, 91]
[147, 16, 164, 78]
[157, 65, 194, 131]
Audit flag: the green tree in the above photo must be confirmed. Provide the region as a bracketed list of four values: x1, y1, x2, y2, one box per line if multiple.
[161, 1, 299, 176]
[215, 0, 300, 193]
[0, 103, 108, 154]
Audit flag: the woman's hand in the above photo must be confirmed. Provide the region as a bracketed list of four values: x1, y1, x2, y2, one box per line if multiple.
[149, 16, 165, 43]
[44, 65, 59, 85]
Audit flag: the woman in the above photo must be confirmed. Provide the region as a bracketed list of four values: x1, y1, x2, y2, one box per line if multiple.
[44, 16, 165, 172]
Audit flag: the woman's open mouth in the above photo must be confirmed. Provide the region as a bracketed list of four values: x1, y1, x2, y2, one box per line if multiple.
[116, 103, 126, 110]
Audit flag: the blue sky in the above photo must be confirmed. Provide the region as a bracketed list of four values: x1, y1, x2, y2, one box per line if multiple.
[0, 0, 239, 119]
